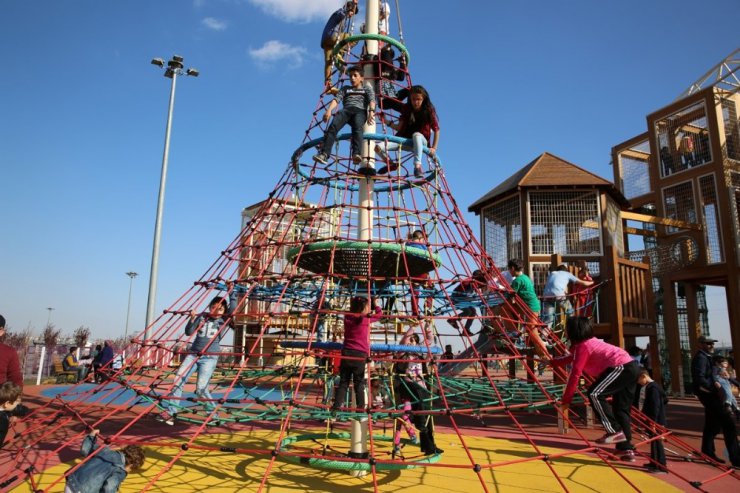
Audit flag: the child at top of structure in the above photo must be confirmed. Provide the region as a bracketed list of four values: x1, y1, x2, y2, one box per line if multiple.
[712, 355, 740, 416]
[160, 283, 238, 425]
[379, 1, 391, 36]
[549, 317, 639, 462]
[375, 85, 440, 179]
[65, 429, 145, 493]
[572, 265, 594, 317]
[321, 1, 358, 84]
[377, 44, 407, 110]
[636, 367, 669, 473]
[332, 296, 383, 411]
[0, 382, 29, 448]
[314, 65, 376, 171]
[359, 1, 391, 37]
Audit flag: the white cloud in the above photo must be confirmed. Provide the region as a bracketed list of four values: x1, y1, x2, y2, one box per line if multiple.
[248, 0, 343, 23]
[248, 40, 308, 69]
[202, 17, 228, 31]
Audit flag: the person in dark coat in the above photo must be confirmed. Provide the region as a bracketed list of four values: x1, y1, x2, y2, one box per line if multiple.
[691, 335, 740, 466]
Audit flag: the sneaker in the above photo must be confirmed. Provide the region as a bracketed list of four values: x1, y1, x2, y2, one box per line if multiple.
[352, 154, 362, 164]
[313, 153, 328, 164]
[392, 445, 402, 458]
[410, 434, 419, 445]
[158, 411, 175, 426]
[595, 431, 626, 444]
[620, 450, 636, 462]
[374, 145, 389, 162]
[414, 164, 423, 178]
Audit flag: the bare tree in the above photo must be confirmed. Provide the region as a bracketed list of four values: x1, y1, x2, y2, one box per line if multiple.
[42, 324, 62, 376]
[73, 326, 91, 348]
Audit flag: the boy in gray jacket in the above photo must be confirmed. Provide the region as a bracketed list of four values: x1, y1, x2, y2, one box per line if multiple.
[314, 65, 376, 173]
[65, 429, 145, 493]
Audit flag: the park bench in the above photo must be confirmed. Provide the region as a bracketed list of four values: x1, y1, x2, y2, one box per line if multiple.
[52, 358, 77, 384]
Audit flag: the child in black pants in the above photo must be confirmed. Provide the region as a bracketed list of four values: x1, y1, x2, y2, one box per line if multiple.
[637, 367, 668, 473]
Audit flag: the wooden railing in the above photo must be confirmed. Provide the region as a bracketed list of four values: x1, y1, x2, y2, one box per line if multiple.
[616, 256, 655, 325]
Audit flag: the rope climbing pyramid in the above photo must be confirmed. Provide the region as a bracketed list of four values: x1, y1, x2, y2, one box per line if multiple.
[1, 2, 738, 491]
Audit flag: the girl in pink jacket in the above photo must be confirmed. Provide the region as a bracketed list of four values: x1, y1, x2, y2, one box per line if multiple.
[551, 317, 639, 461]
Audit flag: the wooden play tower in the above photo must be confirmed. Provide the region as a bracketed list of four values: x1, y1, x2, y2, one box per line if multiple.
[468, 152, 662, 382]
[611, 49, 740, 393]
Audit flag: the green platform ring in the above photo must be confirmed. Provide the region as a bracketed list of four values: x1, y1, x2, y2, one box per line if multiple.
[286, 240, 442, 278]
[278, 432, 441, 471]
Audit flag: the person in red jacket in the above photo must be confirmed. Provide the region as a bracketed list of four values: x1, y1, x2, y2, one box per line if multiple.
[0, 315, 23, 387]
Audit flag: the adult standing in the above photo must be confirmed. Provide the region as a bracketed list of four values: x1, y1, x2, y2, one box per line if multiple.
[691, 335, 740, 466]
[0, 315, 23, 387]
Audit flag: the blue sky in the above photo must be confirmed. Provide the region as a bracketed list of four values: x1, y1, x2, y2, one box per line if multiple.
[1, 0, 737, 344]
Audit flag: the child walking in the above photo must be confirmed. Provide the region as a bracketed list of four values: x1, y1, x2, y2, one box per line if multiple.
[161, 284, 238, 425]
[637, 367, 668, 473]
[550, 317, 639, 461]
[332, 296, 382, 412]
[65, 429, 145, 493]
[314, 65, 376, 172]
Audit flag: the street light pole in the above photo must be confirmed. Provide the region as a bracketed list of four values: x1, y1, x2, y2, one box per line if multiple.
[144, 55, 199, 339]
[46, 307, 55, 327]
[124, 272, 138, 350]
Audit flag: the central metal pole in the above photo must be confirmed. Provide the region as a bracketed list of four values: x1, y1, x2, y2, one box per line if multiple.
[145, 69, 178, 336]
[358, 0, 379, 243]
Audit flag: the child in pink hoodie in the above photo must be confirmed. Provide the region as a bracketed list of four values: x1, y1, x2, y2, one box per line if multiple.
[550, 317, 639, 461]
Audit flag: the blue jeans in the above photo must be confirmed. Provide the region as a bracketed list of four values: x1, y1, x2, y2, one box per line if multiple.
[540, 299, 571, 327]
[322, 107, 366, 157]
[380, 132, 427, 166]
[166, 354, 218, 414]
